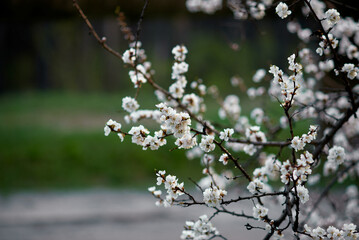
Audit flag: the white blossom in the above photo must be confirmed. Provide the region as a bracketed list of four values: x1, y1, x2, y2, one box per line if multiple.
[319, 60, 334, 72]
[296, 185, 309, 204]
[128, 125, 149, 146]
[169, 81, 185, 99]
[219, 128, 234, 141]
[246, 126, 267, 143]
[198, 84, 206, 95]
[276, 2, 291, 19]
[122, 48, 136, 64]
[253, 204, 268, 220]
[200, 135, 215, 152]
[172, 62, 189, 79]
[218, 95, 241, 120]
[328, 145, 345, 165]
[201, 154, 215, 166]
[153, 171, 185, 207]
[203, 186, 227, 207]
[247, 178, 264, 194]
[342, 63, 359, 79]
[129, 65, 148, 88]
[118, 133, 125, 142]
[186, 0, 222, 14]
[311, 226, 326, 239]
[253, 69, 266, 83]
[182, 93, 202, 114]
[175, 134, 197, 149]
[250, 108, 265, 125]
[219, 153, 229, 165]
[104, 125, 111, 136]
[323, 160, 339, 176]
[181, 215, 219, 240]
[291, 136, 305, 151]
[346, 45, 359, 60]
[172, 45, 188, 61]
[122, 97, 139, 113]
[104, 119, 121, 136]
[325, 9, 340, 27]
[230, 76, 241, 86]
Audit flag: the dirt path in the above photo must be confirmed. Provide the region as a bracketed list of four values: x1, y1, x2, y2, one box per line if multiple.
[0, 189, 266, 240]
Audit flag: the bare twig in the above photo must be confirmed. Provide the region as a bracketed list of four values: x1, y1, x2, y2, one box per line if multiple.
[73, 0, 123, 59]
[214, 139, 252, 182]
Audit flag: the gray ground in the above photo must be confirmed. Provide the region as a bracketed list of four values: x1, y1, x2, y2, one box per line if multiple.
[0, 189, 268, 240]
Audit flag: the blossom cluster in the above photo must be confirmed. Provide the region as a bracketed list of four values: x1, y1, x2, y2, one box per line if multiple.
[244, 126, 267, 155]
[129, 125, 167, 150]
[291, 125, 318, 152]
[323, 145, 346, 176]
[342, 63, 359, 80]
[280, 150, 314, 186]
[181, 215, 219, 240]
[253, 204, 269, 220]
[122, 97, 139, 113]
[219, 128, 234, 142]
[156, 103, 197, 149]
[169, 45, 188, 99]
[269, 53, 303, 105]
[202, 185, 227, 207]
[247, 178, 266, 194]
[227, 0, 272, 20]
[252, 154, 281, 182]
[104, 119, 121, 136]
[148, 170, 185, 207]
[304, 223, 359, 240]
[218, 94, 241, 120]
[186, 0, 222, 14]
[122, 42, 152, 88]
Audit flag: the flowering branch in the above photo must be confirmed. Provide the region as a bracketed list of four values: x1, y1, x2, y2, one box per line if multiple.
[75, 0, 359, 239]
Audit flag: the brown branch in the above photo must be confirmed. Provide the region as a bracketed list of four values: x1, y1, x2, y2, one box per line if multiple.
[222, 191, 286, 205]
[324, 0, 359, 11]
[293, 183, 300, 232]
[214, 139, 252, 182]
[263, 209, 288, 240]
[228, 138, 290, 147]
[73, 0, 123, 60]
[215, 207, 256, 220]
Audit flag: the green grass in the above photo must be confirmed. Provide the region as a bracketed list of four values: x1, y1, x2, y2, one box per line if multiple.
[0, 92, 203, 192]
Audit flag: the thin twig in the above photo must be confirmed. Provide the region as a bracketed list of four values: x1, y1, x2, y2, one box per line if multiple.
[73, 0, 123, 59]
[214, 139, 252, 182]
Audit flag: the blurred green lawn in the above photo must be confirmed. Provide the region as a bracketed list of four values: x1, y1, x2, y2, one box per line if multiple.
[1, 91, 346, 193]
[0, 91, 307, 192]
[0, 92, 204, 192]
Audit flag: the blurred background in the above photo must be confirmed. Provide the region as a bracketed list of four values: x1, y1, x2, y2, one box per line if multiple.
[0, 0, 329, 239]
[0, 0, 303, 192]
